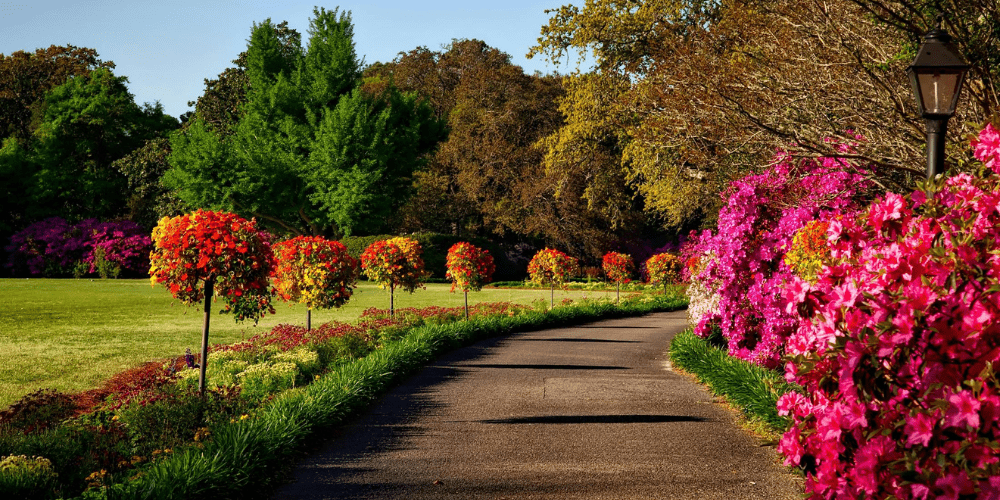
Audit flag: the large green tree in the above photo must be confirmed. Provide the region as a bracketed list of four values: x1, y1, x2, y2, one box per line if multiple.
[166, 7, 444, 237]
[368, 39, 642, 257]
[0, 45, 114, 141]
[0, 67, 177, 231]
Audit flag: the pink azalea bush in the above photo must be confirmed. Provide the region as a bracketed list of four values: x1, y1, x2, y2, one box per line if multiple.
[777, 123, 1000, 498]
[684, 147, 869, 367]
[5, 218, 152, 277]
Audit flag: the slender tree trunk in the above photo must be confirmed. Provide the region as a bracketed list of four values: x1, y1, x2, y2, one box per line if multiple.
[390, 283, 395, 318]
[307, 308, 312, 331]
[199, 278, 214, 397]
[616, 282, 620, 304]
[464, 291, 469, 320]
[550, 285, 554, 309]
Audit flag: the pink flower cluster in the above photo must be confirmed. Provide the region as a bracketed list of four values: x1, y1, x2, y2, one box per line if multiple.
[684, 149, 868, 367]
[5, 218, 152, 277]
[778, 124, 1000, 498]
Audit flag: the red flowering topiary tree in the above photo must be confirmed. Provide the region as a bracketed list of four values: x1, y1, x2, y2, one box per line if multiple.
[527, 248, 579, 308]
[602, 251, 633, 303]
[271, 236, 358, 330]
[445, 242, 495, 319]
[149, 209, 274, 395]
[360, 237, 427, 317]
[645, 252, 682, 296]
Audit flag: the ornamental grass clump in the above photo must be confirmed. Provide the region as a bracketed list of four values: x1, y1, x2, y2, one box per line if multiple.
[149, 209, 275, 395]
[778, 124, 1000, 499]
[445, 242, 496, 318]
[682, 145, 869, 367]
[527, 248, 579, 308]
[360, 237, 428, 317]
[271, 236, 359, 330]
[602, 251, 633, 303]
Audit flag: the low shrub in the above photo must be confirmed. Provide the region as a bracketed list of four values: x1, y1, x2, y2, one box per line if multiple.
[0, 454, 60, 500]
[0, 389, 79, 435]
[5, 218, 152, 278]
[681, 144, 869, 368]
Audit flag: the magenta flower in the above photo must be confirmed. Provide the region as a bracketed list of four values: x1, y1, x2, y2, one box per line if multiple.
[904, 411, 937, 448]
[944, 390, 981, 429]
[973, 122, 1000, 172]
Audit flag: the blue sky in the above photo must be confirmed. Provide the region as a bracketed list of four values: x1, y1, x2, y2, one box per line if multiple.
[0, 0, 576, 118]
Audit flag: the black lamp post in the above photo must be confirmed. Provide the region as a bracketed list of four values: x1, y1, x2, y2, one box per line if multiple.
[907, 23, 970, 179]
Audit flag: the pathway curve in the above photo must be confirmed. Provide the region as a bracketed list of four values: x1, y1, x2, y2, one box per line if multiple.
[273, 310, 802, 499]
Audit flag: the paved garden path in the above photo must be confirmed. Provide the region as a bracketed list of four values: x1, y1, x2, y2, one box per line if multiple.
[273, 310, 802, 499]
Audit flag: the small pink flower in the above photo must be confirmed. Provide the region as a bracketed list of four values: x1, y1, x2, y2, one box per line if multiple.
[904, 411, 937, 448]
[944, 390, 981, 429]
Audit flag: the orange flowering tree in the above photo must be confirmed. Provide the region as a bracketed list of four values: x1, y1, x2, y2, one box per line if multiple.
[602, 251, 633, 303]
[445, 242, 495, 318]
[149, 209, 275, 394]
[527, 248, 579, 307]
[360, 236, 427, 316]
[272, 236, 358, 330]
[645, 252, 683, 295]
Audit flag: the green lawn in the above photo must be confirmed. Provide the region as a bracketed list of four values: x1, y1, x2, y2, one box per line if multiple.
[0, 278, 614, 408]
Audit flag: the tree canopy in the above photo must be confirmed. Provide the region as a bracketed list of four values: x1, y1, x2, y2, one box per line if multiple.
[529, 0, 1000, 231]
[166, 8, 444, 237]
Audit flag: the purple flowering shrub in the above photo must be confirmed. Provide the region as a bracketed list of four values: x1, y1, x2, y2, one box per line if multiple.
[5, 218, 152, 277]
[683, 146, 869, 367]
[776, 124, 1000, 498]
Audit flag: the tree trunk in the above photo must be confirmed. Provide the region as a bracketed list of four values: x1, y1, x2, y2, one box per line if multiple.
[464, 291, 469, 320]
[390, 283, 395, 318]
[307, 308, 312, 331]
[198, 278, 214, 397]
[550, 285, 554, 309]
[616, 282, 620, 304]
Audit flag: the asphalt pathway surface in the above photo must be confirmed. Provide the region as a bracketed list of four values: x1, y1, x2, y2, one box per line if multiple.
[274, 310, 803, 499]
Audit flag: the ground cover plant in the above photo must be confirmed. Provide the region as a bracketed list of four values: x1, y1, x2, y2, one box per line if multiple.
[0, 291, 687, 499]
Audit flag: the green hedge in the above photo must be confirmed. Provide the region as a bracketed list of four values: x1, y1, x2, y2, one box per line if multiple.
[668, 329, 797, 432]
[84, 295, 687, 499]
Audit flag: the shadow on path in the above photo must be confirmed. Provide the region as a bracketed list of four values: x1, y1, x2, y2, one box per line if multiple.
[476, 414, 710, 424]
[455, 363, 629, 370]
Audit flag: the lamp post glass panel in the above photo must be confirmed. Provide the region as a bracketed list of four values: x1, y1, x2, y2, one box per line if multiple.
[907, 24, 969, 179]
